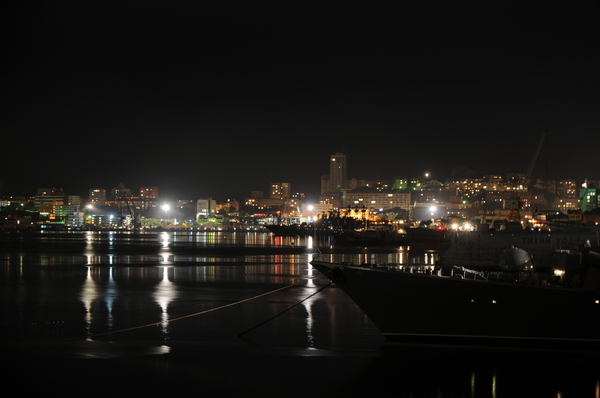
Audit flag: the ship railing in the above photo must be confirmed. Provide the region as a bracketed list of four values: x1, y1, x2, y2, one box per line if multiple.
[447, 266, 488, 280]
[357, 263, 448, 277]
[368, 264, 488, 280]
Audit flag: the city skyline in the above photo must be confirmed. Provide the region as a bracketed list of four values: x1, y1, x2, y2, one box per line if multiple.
[3, 4, 598, 201]
[1, 162, 596, 204]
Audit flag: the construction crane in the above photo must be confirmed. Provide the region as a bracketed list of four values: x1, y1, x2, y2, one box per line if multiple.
[117, 194, 141, 229]
[507, 131, 546, 222]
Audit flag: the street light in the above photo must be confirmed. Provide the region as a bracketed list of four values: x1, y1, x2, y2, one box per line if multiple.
[307, 205, 314, 223]
[162, 204, 170, 228]
[84, 204, 93, 228]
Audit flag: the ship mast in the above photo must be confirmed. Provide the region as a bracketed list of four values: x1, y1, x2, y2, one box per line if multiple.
[507, 131, 546, 223]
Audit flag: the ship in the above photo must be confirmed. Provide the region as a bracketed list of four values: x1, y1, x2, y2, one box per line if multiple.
[266, 212, 363, 237]
[264, 223, 352, 237]
[311, 247, 600, 348]
[406, 227, 453, 250]
[442, 224, 600, 269]
[333, 223, 410, 247]
[333, 229, 410, 247]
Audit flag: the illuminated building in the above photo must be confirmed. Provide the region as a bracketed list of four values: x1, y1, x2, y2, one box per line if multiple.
[140, 186, 159, 199]
[111, 183, 132, 200]
[34, 187, 64, 210]
[89, 189, 106, 205]
[197, 197, 216, 218]
[342, 191, 411, 213]
[580, 185, 598, 213]
[328, 152, 347, 194]
[270, 182, 290, 199]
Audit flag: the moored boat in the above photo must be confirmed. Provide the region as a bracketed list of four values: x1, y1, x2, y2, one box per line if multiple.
[265, 223, 350, 237]
[311, 248, 600, 348]
[333, 223, 410, 247]
[406, 227, 452, 251]
[442, 228, 599, 269]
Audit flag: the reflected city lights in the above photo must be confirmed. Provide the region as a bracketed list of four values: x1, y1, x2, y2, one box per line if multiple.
[1, 229, 598, 397]
[80, 266, 117, 335]
[161, 232, 169, 247]
[153, 267, 177, 338]
[306, 253, 316, 288]
[302, 295, 316, 349]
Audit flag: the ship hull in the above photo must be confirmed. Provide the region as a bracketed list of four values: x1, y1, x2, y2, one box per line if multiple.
[311, 261, 600, 347]
[265, 225, 343, 236]
[333, 231, 410, 247]
[406, 227, 452, 251]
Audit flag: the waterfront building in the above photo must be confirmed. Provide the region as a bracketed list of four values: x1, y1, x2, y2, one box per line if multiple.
[197, 198, 217, 218]
[342, 190, 411, 213]
[34, 187, 65, 210]
[505, 173, 528, 191]
[140, 186, 159, 199]
[65, 195, 82, 206]
[555, 197, 580, 212]
[89, 189, 106, 206]
[321, 152, 348, 197]
[329, 153, 347, 193]
[557, 179, 578, 198]
[270, 182, 290, 199]
[244, 197, 284, 212]
[320, 174, 331, 197]
[55, 204, 84, 227]
[580, 185, 598, 213]
[111, 183, 132, 200]
[301, 202, 334, 219]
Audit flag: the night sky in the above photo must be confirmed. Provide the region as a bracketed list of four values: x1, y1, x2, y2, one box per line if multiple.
[3, 3, 599, 201]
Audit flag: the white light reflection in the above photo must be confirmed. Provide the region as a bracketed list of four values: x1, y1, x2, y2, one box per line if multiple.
[160, 232, 171, 264]
[302, 296, 316, 349]
[306, 253, 316, 288]
[153, 267, 177, 340]
[303, 253, 318, 349]
[80, 268, 96, 336]
[80, 266, 117, 339]
[161, 232, 169, 247]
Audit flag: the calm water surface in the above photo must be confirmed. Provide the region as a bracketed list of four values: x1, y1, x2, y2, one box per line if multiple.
[1, 230, 598, 397]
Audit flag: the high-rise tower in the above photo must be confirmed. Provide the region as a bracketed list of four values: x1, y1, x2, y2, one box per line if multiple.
[329, 153, 347, 193]
[270, 182, 290, 199]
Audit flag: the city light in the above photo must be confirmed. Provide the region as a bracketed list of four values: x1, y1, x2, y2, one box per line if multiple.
[1, 152, 597, 231]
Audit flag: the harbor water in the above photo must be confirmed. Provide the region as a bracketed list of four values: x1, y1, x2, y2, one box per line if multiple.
[1, 230, 598, 397]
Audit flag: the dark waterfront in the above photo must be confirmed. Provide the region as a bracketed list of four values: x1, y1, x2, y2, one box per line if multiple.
[1, 231, 599, 397]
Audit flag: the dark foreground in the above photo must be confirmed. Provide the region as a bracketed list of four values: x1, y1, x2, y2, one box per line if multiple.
[1, 231, 599, 397]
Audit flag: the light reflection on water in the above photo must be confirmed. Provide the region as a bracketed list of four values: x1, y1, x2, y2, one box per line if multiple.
[153, 267, 175, 339]
[1, 230, 598, 397]
[0, 230, 430, 346]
